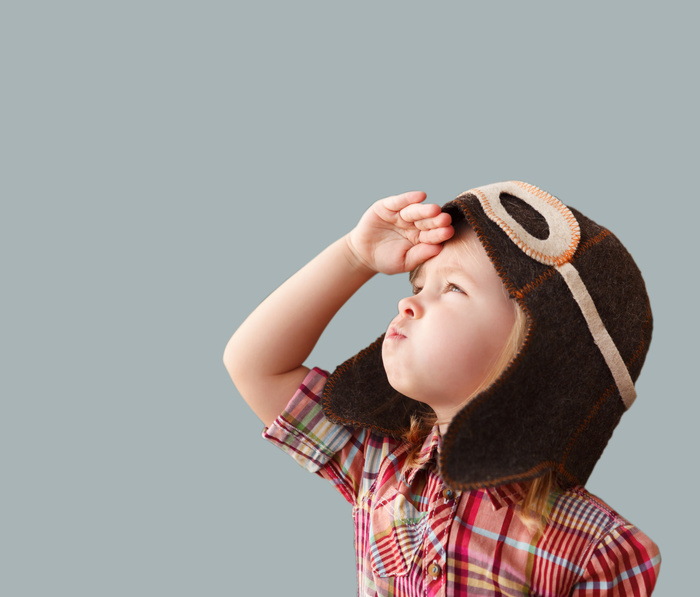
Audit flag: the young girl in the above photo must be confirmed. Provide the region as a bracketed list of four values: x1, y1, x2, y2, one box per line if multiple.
[223, 181, 660, 595]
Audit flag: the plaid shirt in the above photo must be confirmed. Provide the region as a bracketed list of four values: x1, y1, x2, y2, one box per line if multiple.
[263, 368, 660, 596]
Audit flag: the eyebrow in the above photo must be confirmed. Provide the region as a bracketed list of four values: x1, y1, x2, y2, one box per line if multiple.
[408, 264, 423, 284]
[409, 263, 475, 286]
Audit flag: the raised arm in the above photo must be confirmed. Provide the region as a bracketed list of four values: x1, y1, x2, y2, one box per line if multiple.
[222, 191, 453, 427]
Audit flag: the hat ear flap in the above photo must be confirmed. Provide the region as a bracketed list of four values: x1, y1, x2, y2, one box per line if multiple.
[322, 335, 429, 437]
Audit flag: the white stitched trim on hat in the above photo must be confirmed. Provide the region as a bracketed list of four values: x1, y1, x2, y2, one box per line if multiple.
[472, 181, 580, 267]
[556, 262, 637, 409]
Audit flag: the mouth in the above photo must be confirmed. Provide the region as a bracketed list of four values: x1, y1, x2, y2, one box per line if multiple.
[385, 325, 407, 340]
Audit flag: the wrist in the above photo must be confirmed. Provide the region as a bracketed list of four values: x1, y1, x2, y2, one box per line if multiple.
[342, 233, 378, 279]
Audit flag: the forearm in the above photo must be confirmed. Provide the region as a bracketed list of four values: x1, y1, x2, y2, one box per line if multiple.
[223, 233, 375, 425]
[223, 190, 452, 427]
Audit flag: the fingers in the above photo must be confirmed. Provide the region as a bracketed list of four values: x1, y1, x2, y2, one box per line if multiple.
[381, 191, 428, 213]
[399, 202, 443, 223]
[401, 204, 451, 227]
[404, 242, 443, 272]
[374, 188, 453, 243]
[401, 205, 453, 243]
[404, 209, 451, 230]
[419, 223, 455, 245]
[403, 217, 455, 271]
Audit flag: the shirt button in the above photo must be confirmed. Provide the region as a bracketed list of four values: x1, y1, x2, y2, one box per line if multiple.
[442, 488, 455, 500]
[429, 561, 442, 580]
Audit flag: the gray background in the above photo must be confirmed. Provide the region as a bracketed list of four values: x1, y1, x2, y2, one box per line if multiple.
[2, 2, 696, 595]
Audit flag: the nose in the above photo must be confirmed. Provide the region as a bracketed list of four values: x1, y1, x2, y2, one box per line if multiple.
[398, 295, 422, 319]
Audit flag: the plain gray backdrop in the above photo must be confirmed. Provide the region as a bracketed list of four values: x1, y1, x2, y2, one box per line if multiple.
[2, 2, 697, 595]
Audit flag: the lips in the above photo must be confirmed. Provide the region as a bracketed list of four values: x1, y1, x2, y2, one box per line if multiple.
[386, 325, 407, 340]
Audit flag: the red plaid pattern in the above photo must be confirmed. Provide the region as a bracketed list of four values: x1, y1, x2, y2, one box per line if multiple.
[263, 368, 660, 596]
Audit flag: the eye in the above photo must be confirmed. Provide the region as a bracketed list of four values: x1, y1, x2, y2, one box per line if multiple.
[445, 282, 466, 294]
[411, 285, 423, 295]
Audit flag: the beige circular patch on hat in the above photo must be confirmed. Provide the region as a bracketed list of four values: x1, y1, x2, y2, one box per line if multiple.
[471, 181, 580, 266]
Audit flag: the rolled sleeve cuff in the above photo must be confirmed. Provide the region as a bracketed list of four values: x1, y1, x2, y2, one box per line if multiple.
[262, 367, 354, 473]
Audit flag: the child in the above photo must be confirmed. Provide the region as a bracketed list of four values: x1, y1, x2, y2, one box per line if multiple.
[223, 181, 660, 595]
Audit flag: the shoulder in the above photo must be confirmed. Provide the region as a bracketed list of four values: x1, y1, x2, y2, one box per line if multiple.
[550, 486, 627, 535]
[549, 485, 657, 548]
[264, 366, 407, 499]
[549, 486, 661, 593]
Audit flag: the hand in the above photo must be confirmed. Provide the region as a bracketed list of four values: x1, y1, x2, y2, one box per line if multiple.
[346, 191, 454, 275]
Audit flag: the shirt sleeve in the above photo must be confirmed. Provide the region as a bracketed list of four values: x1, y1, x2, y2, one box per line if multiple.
[263, 367, 398, 504]
[571, 522, 661, 595]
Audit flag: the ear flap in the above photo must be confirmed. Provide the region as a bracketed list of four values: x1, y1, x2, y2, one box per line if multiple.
[322, 335, 431, 438]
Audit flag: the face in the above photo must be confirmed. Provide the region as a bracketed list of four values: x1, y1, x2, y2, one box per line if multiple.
[382, 225, 517, 422]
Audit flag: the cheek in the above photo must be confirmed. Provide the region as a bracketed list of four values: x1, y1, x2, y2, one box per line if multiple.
[448, 311, 512, 369]
[474, 292, 517, 341]
[489, 313, 516, 348]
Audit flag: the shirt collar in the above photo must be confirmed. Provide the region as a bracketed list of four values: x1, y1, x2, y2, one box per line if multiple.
[419, 424, 442, 461]
[484, 481, 528, 510]
[404, 424, 442, 486]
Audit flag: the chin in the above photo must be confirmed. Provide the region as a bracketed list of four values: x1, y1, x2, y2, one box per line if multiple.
[386, 378, 425, 404]
[383, 368, 412, 399]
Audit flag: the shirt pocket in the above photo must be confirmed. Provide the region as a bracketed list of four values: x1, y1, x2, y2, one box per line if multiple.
[368, 488, 427, 577]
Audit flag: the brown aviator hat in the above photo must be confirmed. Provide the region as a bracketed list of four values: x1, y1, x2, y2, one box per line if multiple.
[321, 181, 653, 491]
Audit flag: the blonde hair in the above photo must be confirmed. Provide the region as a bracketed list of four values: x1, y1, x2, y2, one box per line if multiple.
[400, 222, 557, 532]
[518, 470, 558, 533]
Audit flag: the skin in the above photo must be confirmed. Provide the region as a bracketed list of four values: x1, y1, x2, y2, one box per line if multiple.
[382, 227, 517, 433]
[223, 191, 455, 428]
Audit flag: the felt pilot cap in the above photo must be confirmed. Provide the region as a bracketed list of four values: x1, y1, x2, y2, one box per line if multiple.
[321, 181, 653, 491]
